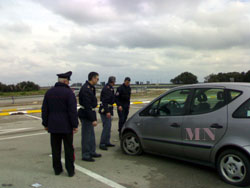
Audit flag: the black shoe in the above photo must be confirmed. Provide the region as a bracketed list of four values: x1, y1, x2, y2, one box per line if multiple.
[91, 153, 102, 158]
[82, 157, 95, 162]
[55, 169, 63, 175]
[106, 143, 115, 147]
[99, 145, 108, 150]
[68, 172, 75, 177]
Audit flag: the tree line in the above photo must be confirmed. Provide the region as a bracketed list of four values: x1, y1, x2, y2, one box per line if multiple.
[1, 70, 250, 92]
[0, 81, 40, 92]
[171, 70, 250, 84]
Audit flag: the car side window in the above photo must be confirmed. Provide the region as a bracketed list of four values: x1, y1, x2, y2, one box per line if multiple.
[139, 98, 160, 116]
[190, 88, 226, 115]
[158, 89, 190, 116]
[233, 99, 250, 118]
[140, 89, 190, 116]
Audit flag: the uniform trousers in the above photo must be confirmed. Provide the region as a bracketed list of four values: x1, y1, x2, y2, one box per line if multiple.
[81, 118, 96, 159]
[50, 133, 74, 174]
[117, 107, 129, 133]
[100, 114, 112, 146]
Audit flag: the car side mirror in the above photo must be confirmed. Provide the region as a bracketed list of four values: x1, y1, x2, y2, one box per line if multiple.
[149, 108, 159, 116]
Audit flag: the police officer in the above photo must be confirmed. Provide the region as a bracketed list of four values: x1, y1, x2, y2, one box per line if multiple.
[115, 77, 131, 138]
[99, 76, 116, 150]
[78, 72, 101, 162]
[42, 71, 78, 177]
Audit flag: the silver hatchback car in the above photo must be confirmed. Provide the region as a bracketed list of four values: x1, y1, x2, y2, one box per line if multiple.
[121, 83, 250, 186]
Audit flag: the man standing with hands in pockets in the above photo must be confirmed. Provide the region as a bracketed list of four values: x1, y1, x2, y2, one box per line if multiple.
[78, 72, 102, 162]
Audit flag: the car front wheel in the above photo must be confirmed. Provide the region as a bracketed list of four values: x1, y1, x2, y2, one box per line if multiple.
[121, 132, 143, 156]
[217, 149, 250, 187]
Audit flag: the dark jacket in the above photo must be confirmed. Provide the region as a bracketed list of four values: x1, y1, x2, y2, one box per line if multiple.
[99, 83, 115, 115]
[115, 83, 131, 108]
[78, 81, 97, 121]
[42, 82, 78, 134]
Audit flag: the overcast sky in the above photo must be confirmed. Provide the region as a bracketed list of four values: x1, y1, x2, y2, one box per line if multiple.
[0, 0, 249, 86]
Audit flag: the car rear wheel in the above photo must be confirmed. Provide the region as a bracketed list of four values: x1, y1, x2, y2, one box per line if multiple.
[121, 132, 143, 156]
[217, 149, 250, 187]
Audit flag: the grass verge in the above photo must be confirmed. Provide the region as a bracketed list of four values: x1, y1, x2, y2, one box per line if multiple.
[0, 89, 47, 97]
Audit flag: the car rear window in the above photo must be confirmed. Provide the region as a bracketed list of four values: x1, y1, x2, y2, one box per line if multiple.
[190, 88, 226, 115]
[233, 99, 250, 118]
[189, 89, 241, 115]
[228, 90, 241, 102]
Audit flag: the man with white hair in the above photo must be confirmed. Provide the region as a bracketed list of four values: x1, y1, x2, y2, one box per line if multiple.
[42, 71, 78, 177]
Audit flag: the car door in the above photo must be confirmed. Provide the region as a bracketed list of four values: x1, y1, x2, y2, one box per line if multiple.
[182, 88, 228, 162]
[138, 89, 191, 157]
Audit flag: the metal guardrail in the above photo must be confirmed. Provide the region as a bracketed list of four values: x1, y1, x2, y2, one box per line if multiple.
[0, 95, 44, 100]
[0, 95, 44, 105]
[0, 85, 178, 104]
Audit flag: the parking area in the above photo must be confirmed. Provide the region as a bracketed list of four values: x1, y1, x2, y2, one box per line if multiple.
[0, 104, 247, 188]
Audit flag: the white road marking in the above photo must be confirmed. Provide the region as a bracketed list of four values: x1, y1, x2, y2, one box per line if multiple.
[130, 106, 143, 109]
[2, 109, 127, 188]
[0, 114, 45, 140]
[0, 132, 47, 141]
[72, 162, 127, 188]
[25, 114, 42, 120]
[0, 115, 42, 136]
[48, 155, 127, 188]
[0, 127, 34, 134]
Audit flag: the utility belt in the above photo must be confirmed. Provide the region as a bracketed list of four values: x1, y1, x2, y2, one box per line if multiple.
[78, 106, 97, 121]
[99, 103, 114, 108]
[80, 106, 96, 111]
[100, 104, 113, 107]
[99, 103, 114, 114]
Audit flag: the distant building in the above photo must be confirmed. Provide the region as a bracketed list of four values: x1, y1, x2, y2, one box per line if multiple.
[100, 82, 106, 86]
[71, 83, 82, 87]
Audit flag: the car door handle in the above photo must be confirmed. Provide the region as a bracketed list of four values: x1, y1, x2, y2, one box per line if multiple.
[170, 123, 180, 128]
[210, 124, 223, 129]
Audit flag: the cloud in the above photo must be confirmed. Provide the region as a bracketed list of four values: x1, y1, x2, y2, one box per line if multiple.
[0, 38, 12, 49]
[34, 0, 117, 24]
[0, 0, 250, 85]
[1, 21, 32, 34]
[35, 0, 203, 24]
[48, 25, 58, 32]
[63, 18, 250, 50]
[35, 0, 250, 50]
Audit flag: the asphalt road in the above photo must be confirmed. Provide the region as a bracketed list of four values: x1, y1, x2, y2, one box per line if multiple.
[0, 96, 44, 107]
[0, 88, 165, 107]
[0, 104, 247, 188]
[0, 89, 138, 106]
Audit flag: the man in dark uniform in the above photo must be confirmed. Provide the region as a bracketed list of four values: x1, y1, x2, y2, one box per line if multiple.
[115, 77, 131, 138]
[99, 76, 116, 150]
[42, 71, 78, 177]
[78, 72, 101, 162]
